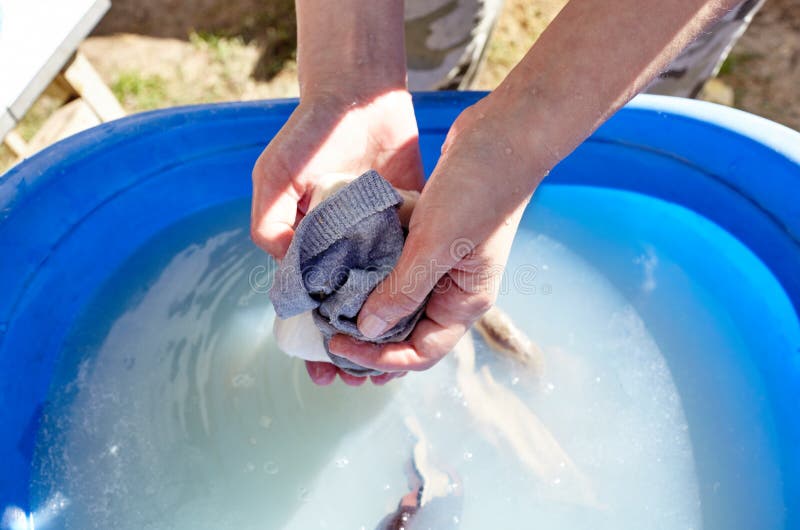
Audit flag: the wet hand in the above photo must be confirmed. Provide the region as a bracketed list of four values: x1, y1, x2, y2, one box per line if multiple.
[251, 89, 423, 386]
[329, 97, 551, 374]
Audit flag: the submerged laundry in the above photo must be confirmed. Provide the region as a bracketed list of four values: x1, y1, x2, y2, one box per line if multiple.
[375, 416, 463, 529]
[269, 170, 426, 375]
[453, 331, 599, 508]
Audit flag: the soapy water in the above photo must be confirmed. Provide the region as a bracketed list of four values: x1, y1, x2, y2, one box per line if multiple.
[19, 189, 784, 529]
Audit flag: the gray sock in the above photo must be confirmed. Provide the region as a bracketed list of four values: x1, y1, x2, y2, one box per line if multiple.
[269, 170, 426, 376]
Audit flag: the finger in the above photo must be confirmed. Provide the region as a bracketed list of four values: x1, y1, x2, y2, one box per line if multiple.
[402, 261, 498, 361]
[333, 316, 467, 373]
[329, 335, 426, 372]
[305, 361, 337, 385]
[424, 271, 495, 329]
[356, 227, 460, 340]
[337, 370, 367, 386]
[334, 270, 493, 372]
[371, 371, 407, 385]
[378, 135, 425, 192]
[251, 157, 305, 259]
[395, 189, 420, 227]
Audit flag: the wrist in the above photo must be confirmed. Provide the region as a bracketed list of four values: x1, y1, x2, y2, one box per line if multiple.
[299, 66, 407, 104]
[296, 88, 414, 123]
[478, 81, 565, 178]
[453, 89, 557, 192]
[297, 0, 407, 102]
[299, 49, 407, 102]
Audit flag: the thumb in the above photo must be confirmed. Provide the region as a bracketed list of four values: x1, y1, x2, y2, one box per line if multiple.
[357, 228, 471, 339]
[250, 156, 303, 260]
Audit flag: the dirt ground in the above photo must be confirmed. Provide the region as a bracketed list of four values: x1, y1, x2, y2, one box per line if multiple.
[715, 0, 800, 130]
[2, 0, 799, 172]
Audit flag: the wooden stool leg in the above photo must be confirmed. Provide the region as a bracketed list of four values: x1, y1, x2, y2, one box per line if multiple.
[1, 52, 125, 165]
[3, 131, 29, 158]
[60, 52, 125, 121]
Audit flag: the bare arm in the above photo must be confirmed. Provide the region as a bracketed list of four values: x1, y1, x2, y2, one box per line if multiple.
[295, 0, 407, 102]
[484, 0, 743, 180]
[341, 0, 745, 372]
[251, 0, 423, 385]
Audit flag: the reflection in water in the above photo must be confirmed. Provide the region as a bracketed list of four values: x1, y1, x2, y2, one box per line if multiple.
[28, 200, 701, 529]
[1, 493, 69, 530]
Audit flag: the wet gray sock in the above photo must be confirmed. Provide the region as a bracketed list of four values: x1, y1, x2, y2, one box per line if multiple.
[269, 170, 425, 376]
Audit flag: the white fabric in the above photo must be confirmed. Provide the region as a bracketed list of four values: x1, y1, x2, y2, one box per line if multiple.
[273, 311, 330, 363]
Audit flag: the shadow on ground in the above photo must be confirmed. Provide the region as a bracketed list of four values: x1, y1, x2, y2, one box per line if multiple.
[92, 0, 297, 81]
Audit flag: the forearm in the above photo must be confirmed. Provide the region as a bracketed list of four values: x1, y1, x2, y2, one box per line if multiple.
[483, 0, 742, 180]
[296, 0, 407, 100]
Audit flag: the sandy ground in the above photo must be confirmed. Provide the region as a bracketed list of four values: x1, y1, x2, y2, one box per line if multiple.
[2, 0, 798, 172]
[715, 0, 800, 131]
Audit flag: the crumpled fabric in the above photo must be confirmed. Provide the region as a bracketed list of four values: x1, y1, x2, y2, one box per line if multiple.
[269, 170, 425, 376]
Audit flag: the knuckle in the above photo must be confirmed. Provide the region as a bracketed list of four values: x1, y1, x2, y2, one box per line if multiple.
[370, 283, 427, 321]
[249, 222, 260, 242]
[250, 226, 278, 257]
[251, 156, 268, 183]
[412, 340, 447, 371]
[468, 291, 495, 316]
[406, 358, 437, 372]
[249, 224, 268, 248]
[383, 289, 427, 319]
[394, 288, 427, 311]
[415, 357, 441, 372]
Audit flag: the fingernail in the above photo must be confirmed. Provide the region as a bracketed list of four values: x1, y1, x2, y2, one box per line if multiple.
[360, 313, 389, 339]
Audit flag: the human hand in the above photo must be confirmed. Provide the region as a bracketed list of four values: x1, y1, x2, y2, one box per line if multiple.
[251, 89, 424, 386]
[328, 95, 552, 374]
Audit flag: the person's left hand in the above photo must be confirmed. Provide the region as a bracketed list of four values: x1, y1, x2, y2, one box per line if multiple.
[250, 89, 424, 386]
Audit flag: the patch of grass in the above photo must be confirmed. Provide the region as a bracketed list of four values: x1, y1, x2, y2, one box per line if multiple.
[111, 71, 168, 111]
[719, 52, 759, 76]
[189, 30, 246, 63]
[17, 93, 66, 141]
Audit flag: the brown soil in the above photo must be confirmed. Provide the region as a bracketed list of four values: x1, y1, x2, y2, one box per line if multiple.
[78, 0, 800, 131]
[91, 0, 298, 81]
[716, 0, 800, 131]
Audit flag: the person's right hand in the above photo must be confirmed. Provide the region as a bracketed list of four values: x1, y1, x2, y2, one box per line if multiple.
[251, 89, 425, 387]
[328, 95, 553, 375]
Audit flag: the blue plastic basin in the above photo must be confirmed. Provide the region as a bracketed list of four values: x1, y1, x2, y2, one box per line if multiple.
[0, 93, 798, 527]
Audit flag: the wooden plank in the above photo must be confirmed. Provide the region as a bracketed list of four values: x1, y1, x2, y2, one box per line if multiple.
[23, 98, 101, 157]
[47, 75, 78, 103]
[2, 131, 28, 158]
[61, 52, 125, 121]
